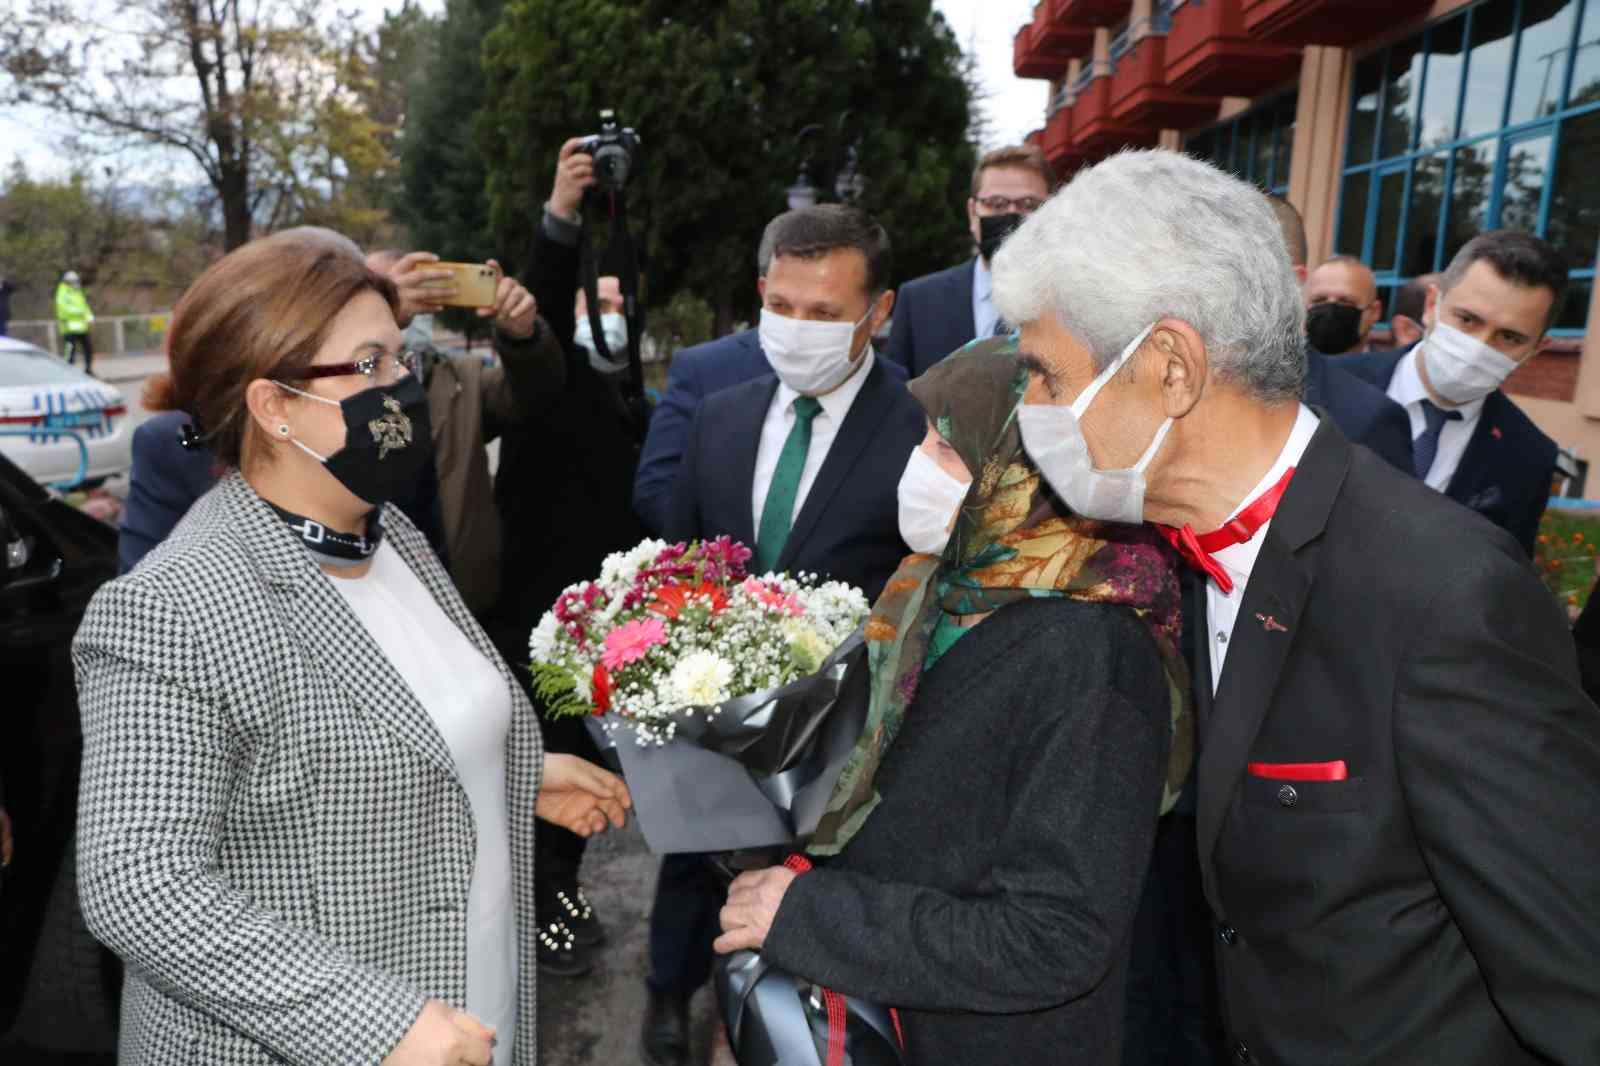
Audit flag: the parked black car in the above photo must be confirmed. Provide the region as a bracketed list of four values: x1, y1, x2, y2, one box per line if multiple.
[0, 449, 120, 1062]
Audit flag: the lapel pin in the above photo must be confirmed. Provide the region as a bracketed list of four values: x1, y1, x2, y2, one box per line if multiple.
[1491, 426, 1503, 440]
[1255, 613, 1288, 633]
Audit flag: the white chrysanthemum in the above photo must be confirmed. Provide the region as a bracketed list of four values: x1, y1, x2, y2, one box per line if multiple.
[529, 612, 562, 663]
[598, 538, 669, 594]
[665, 650, 735, 707]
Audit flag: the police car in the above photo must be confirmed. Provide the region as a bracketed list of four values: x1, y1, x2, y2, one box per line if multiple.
[0, 335, 131, 488]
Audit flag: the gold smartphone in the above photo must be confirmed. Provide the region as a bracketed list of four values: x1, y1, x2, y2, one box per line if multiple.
[433, 261, 501, 308]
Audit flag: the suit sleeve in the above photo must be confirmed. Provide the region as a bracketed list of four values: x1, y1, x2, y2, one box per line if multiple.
[663, 406, 706, 544]
[634, 352, 704, 537]
[73, 581, 426, 1066]
[1507, 445, 1554, 558]
[527, 222, 580, 364]
[1395, 555, 1600, 1065]
[763, 639, 1167, 1012]
[118, 422, 202, 574]
[883, 284, 914, 373]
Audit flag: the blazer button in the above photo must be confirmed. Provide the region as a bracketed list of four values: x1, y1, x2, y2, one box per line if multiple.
[1218, 922, 1237, 946]
[1276, 783, 1299, 807]
[1232, 1040, 1252, 1063]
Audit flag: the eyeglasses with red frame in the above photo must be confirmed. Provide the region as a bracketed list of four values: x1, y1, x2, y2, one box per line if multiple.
[282, 347, 421, 383]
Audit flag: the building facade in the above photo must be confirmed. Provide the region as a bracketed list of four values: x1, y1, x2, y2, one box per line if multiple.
[1015, 0, 1600, 493]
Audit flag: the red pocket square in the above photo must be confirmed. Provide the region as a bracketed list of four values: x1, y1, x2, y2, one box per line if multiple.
[1247, 760, 1349, 781]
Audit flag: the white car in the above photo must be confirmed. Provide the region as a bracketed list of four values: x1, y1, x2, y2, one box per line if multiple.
[0, 336, 131, 488]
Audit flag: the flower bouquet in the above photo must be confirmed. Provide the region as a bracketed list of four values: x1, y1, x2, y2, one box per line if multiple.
[528, 537, 871, 854]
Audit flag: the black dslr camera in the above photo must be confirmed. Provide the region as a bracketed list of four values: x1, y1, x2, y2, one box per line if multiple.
[578, 109, 641, 191]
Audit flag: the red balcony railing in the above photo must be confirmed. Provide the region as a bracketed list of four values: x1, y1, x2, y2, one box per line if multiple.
[1165, 0, 1301, 97]
[1240, 0, 1431, 47]
[1108, 31, 1219, 132]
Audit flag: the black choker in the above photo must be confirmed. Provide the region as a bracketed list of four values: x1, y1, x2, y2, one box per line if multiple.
[269, 503, 383, 565]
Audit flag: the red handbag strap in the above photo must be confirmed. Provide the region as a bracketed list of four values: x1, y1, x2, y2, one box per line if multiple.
[780, 854, 907, 1058]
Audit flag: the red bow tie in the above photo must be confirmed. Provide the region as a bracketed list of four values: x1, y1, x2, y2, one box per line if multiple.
[1157, 467, 1296, 595]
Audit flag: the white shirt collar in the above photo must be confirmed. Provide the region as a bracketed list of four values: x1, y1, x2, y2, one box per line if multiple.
[1209, 404, 1321, 593]
[1391, 344, 1487, 422]
[773, 351, 876, 422]
[973, 256, 993, 302]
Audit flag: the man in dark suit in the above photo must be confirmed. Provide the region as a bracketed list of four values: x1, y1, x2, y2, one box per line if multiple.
[999, 149, 1600, 1066]
[641, 204, 923, 1066]
[883, 144, 1052, 378]
[1343, 230, 1564, 557]
[1267, 195, 1413, 474]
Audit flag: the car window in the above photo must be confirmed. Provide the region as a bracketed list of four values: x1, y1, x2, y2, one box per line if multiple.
[0, 348, 92, 387]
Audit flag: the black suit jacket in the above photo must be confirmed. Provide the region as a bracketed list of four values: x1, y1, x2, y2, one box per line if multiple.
[884, 259, 977, 378]
[1194, 416, 1600, 1065]
[669, 359, 922, 600]
[1302, 346, 1412, 474]
[1342, 347, 1556, 556]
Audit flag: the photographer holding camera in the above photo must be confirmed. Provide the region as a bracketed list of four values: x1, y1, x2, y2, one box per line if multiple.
[489, 124, 648, 978]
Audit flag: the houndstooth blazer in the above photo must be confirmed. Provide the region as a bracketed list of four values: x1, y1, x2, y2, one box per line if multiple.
[73, 471, 543, 1066]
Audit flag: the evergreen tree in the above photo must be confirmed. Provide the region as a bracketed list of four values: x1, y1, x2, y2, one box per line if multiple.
[475, 0, 977, 330]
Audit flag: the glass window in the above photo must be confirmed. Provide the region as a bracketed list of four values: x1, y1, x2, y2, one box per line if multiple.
[1509, 0, 1579, 124]
[1184, 91, 1298, 194]
[1349, 53, 1385, 166]
[1373, 168, 1409, 272]
[1338, 171, 1371, 256]
[1403, 153, 1449, 275]
[1460, 0, 1518, 140]
[1547, 107, 1600, 268]
[1421, 15, 1469, 146]
[1448, 139, 1498, 258]
[1382, 36, 1426, 157]
[1567, 0, 1600, 106]
[1499, 133, 1554, 233]
[1338, 0, 1600, 333]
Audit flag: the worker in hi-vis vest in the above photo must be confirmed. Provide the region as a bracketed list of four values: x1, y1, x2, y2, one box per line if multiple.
[56, 269, 95, 374]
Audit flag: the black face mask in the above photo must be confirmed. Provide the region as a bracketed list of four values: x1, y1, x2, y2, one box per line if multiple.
[978, 213, 1026, 262]
[1305, 301, 1366, 355]
[279, 375, 435, 507]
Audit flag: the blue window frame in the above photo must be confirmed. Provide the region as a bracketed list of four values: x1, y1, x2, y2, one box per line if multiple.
[1336, 0, 1600, 334]
[1184, 91, 1298, 197]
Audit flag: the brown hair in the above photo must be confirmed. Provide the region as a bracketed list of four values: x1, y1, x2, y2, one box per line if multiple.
[144, 230, 398, 468]
[1264, 193, 1307, 268]
[970, 145, 1055, 198]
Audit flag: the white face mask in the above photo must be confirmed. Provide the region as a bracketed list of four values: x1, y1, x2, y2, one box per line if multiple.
[1419, 319, 1521, 405]
[897, 445, 971, 556]
[576, 312, 630, 373]
[1016, 323, 1173, 525]
[758, 305, 874, 397]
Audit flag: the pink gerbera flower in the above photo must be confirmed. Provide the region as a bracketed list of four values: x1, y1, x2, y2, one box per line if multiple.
[741, 577, 805, 617]
[601, 617, 668, 671]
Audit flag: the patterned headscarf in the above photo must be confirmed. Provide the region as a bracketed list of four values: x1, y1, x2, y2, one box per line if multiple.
[809, 336, 1193, 855]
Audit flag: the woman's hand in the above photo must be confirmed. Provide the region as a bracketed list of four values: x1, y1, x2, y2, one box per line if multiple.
[383, 999, 494, 1066]
[714, 866, 799, 954]
[536, 753, 631, 836]
[478, 260, 537, 338]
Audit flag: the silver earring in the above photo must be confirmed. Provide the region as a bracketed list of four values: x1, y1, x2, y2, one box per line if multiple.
[277, 424, 290, 437]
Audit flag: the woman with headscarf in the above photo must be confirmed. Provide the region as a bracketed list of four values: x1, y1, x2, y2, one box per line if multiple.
[713, 337, 1192, 1065]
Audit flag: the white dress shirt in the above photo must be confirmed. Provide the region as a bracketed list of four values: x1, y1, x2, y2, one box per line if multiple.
[330, 542, 517, 1066]
[972, 256, 998, 339]
[1386, 346, 1485, 491]
[1205, 404, 1320, 695]
[751, 353, 877, 537]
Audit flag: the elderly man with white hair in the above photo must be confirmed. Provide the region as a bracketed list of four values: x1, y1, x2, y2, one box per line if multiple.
[995, 149, 1600, 1066]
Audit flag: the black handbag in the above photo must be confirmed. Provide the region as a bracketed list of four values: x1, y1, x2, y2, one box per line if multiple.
[714, 855, 908, 1066]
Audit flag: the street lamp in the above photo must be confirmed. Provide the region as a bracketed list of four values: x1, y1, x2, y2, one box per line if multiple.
[787, 123, 823, 210]
[834, 143, 865, 203]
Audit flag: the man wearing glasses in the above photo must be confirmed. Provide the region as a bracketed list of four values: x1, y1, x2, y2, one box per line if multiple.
[884, 145, 1054, 378]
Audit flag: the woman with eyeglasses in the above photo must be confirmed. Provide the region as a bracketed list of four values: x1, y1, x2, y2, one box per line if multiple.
[72, 231, 630, 1066]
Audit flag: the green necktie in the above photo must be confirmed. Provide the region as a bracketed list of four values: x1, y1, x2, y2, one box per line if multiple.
[755, 395, 823, 573]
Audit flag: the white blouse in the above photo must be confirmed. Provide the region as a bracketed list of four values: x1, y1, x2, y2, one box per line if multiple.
[329, 541, 516, 1066]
